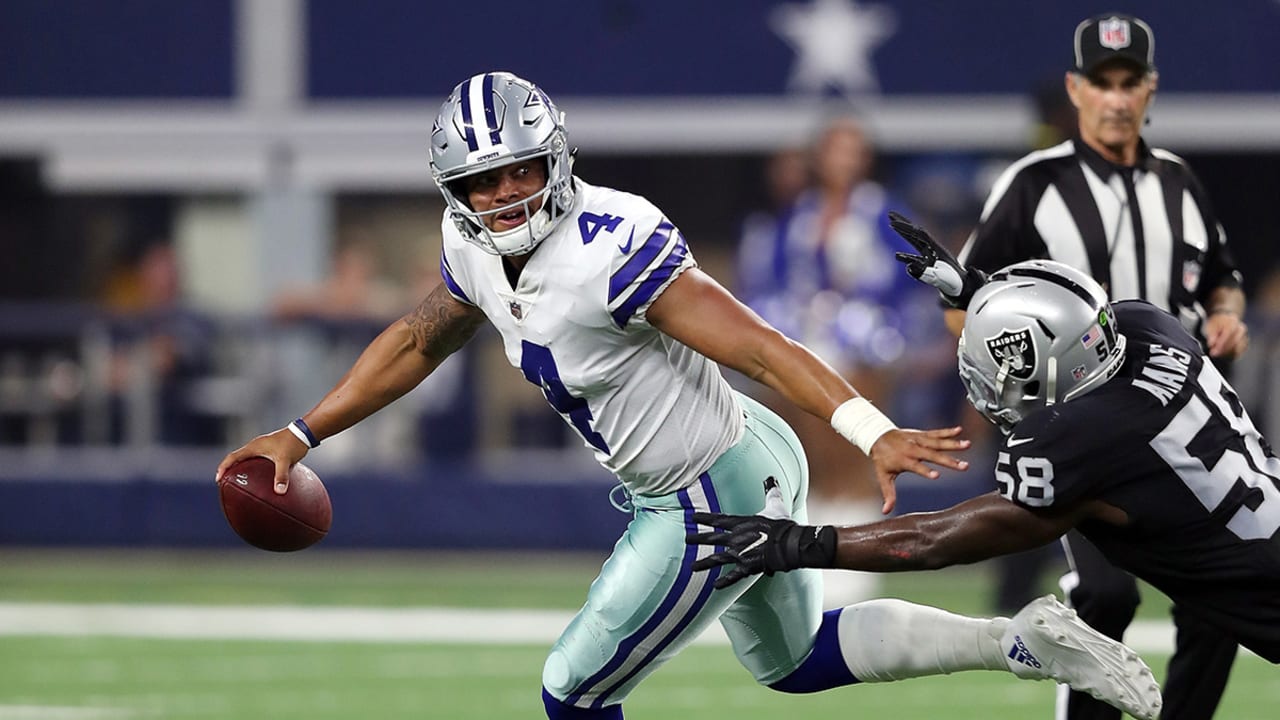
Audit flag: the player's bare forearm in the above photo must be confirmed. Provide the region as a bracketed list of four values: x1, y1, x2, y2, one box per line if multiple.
[748, 331, 854, 420]
[649, 268, 855, 421]
[831, 493, 1074, 571]
[303, 283, 485, 439]
[1203, 285, 1248, 359]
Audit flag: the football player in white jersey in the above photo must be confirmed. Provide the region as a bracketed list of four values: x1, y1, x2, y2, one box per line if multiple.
[216, 72, 1160, 720]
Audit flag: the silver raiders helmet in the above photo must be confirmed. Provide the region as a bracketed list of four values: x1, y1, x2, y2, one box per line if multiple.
[958, 259, 1127, 432]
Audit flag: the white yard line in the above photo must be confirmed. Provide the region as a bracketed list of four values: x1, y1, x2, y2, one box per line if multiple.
[0, 602, 1178, 652]
[0, 707, 133, 720]
[0, 603, 576, 645]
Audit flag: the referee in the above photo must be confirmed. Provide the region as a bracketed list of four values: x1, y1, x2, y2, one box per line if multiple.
[952, 14, 1249, 720]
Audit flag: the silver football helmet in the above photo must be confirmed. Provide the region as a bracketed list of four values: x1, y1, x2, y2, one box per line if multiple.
[429, 72, 575, 255]
[958, 260, 1127, 432]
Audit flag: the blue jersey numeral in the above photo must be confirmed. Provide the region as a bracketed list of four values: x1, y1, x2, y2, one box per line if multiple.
[520, 341, 609, 453]
[578, 212, 623, 244]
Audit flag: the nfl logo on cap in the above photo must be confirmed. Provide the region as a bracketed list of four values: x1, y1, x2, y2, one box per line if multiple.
[1099, 17, 1131, 50]
[1074, 13, 1154, 76]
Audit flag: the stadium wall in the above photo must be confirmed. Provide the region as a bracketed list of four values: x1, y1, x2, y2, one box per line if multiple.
[0, 469, 984, 550]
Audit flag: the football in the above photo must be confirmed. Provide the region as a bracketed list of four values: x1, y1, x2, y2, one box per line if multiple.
[217, 457, 332, 552]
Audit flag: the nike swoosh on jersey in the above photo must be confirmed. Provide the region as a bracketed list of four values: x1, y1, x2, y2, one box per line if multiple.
[741, 531, 769, 555]
[1007, 436, 1035, 447]
[618, 228, 634, 254]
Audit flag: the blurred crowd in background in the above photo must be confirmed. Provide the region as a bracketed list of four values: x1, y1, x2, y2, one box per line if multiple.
[5, 103, 1278, 465]
[0, 117, 1004, 459]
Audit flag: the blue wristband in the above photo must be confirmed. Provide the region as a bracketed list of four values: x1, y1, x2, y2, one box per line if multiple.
[288, 418, 321, 448]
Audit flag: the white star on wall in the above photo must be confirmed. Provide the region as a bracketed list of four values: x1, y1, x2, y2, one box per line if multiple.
[771, 0, 897, 96]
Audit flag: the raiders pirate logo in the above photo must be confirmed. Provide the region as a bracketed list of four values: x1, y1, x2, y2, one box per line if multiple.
[985, 328, 1036, 380]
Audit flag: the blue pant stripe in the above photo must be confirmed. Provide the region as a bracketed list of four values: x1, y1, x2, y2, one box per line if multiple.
[567, 473, 721, 708]
[586, 474, 723, 707]
[543, 687, 622, 719]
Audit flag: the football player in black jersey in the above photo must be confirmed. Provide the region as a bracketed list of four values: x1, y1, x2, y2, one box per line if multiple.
[687, 225, 1280, 665]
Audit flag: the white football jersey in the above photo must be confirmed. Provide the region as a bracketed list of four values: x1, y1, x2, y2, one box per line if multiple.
[439, 178, 744, 496]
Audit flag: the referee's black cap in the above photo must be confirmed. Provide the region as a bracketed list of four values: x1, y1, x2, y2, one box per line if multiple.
[1073, 14, 1155, 76]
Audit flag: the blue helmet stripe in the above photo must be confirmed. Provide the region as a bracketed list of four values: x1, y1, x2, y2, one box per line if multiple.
[481, 73, 503, 146]
[458, 78, 479, 152]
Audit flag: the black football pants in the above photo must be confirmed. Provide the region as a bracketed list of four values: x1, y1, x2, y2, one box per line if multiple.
[1060, 530, 1238, 720]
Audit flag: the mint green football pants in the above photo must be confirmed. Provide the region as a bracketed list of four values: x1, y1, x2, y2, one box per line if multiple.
[541, 392, 823, 710]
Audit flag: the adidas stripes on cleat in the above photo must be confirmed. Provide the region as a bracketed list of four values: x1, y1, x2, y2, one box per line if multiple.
[1002, 595, 1162, 720]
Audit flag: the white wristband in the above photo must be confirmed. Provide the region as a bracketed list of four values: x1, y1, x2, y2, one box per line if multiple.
[830, 397, 898, 456]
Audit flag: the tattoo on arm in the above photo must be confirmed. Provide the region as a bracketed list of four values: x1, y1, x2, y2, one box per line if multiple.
[405, 283, 485, 362]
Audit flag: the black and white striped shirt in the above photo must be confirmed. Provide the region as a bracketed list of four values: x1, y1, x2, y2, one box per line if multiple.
[959, 138, 1243, 340]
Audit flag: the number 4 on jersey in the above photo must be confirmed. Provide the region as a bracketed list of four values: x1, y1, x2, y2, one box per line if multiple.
[578, 212, 623, 244]
[520, 341, 609, 453]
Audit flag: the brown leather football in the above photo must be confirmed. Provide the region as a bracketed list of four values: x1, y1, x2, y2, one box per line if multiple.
[218, 457, 332, 552]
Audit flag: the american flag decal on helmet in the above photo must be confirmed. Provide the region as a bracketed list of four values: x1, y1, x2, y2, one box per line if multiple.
[1081, 324, 1102, 350]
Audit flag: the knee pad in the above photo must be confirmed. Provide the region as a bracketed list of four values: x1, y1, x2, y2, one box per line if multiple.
[543, 647, 627, 716]
[542, 648, 582, 703]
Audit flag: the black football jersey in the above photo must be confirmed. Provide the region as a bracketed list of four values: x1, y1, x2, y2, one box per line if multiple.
[995, 300, 1280, 662]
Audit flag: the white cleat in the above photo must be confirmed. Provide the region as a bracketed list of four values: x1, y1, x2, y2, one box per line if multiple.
[1002, 595, 1162, 720]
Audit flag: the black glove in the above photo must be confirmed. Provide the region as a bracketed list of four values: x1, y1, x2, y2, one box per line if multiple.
[686, 479, 836, 590]
[888, 211, 987, 310]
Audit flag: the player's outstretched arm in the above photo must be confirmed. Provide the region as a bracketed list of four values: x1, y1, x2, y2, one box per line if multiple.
[648, 267, 969, 513]
[824, 492, 1080, 570]
[888, 211, 987, 310]
[688, 491, 1080, 588]
[215, 282, 485, 493]
[302, 282, 486, 438]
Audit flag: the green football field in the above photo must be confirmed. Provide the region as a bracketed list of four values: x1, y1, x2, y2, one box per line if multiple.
[1, 549, 1275, 719]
